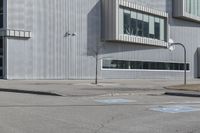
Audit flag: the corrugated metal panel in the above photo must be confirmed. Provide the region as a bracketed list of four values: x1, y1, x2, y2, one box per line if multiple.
[4, 0, 200, 80]
[6, 0, 100, 79]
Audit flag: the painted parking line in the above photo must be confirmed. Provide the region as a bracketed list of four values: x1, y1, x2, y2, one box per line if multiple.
[150, 105, 200, 113]
[95, 99, 134, 104]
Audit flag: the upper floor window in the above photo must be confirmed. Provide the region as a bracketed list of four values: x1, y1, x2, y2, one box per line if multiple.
[121, 7, 166, 41]
[102, 0, 168, 47]
[173, 0, 200, 22]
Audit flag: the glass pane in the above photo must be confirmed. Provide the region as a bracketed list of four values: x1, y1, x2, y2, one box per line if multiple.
[130, 11, 137, 35]
[0, 58, 2, 67]
[119, 8, 124, 34]
[194, 0, 198, 15]
[198, 0, 200, 16]
[143, 14, 149, 38]
[137, 13, 143, 36]
[124, 9, 131, 35]
[0, 0, 3, 14]
[0, 0, 3, 28]
[191, 0, 195, 15]
[0, 38, 3, 56]
[186, 0, 190, 12]
[160, 19, 165, 41]
[143, 62, 149, 69]
[149, 16, 155, 38]
[155, 17, 160, 40]
[0, 69, 2, 77]
[187, 64, 190, 70]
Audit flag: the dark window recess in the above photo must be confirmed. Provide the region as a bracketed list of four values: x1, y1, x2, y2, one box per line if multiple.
[0, 69, 2, 77]
[155, 22, 160, 40]
[0, 38, 3, 56]
[103, 60, 190, 71]
[124, 13, 131, 34]
[130, 18, 137, 35]
[137, 20, 143, 36]
[0, 0, 3, 28]
[0, 58, 2, 67]
[143, 21, 149, 38]
[0, 15, 3, 28]
[0, 0, 3, 14]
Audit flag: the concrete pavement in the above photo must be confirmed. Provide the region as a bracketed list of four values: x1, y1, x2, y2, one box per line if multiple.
[0, 79, 200, 97]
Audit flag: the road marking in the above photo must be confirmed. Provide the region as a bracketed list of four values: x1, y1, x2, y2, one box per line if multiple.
[150, 105, 200, 113]
[95, 99, 134, 104]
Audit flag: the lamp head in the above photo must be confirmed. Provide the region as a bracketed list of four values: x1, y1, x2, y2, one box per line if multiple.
[167, 38, 175, 51]
[168, 38, 174, 44]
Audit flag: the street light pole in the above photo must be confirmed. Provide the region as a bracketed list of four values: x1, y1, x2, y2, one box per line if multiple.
[168, 43, 187, 85]
[95, 51, 98, 84]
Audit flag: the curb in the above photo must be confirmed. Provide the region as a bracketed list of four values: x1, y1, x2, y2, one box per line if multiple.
[165, 91, 200, 97]
[0, 88, 62, 96]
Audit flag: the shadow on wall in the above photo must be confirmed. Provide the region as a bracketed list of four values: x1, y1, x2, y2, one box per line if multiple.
[87, 1, 101, 57]
[87, 0, 165, 57]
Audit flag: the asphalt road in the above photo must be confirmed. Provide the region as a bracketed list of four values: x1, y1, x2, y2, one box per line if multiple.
[0, 92, 200, 133]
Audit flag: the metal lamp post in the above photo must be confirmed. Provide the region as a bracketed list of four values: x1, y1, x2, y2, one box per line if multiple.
[168, 39, 187, 85]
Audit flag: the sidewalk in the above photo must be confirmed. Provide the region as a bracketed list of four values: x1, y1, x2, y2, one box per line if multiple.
[0, 79, 199, 97]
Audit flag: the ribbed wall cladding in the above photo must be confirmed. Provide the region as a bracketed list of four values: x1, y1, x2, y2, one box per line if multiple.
[4, 0, 200, 79]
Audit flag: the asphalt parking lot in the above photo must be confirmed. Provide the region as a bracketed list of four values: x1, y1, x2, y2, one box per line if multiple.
[0, 91, 200, 133]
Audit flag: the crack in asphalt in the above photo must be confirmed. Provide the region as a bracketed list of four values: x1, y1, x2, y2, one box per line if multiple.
[94, 114, 119, 133]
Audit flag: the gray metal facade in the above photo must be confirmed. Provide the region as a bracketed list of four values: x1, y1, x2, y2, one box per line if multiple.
[2, 0, 200, 80]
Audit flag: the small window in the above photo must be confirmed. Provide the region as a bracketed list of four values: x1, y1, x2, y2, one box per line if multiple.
[103, 60, 190, 71]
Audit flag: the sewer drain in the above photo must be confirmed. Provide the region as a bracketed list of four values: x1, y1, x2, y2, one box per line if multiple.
[95, 99, 134, 104]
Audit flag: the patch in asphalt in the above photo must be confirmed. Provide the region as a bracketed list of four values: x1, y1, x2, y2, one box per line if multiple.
[95, 99, 134, 104]
[150, 105, 200, 113]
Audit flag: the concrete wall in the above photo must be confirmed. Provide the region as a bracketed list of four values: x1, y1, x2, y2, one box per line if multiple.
[5, 0, 200, 80]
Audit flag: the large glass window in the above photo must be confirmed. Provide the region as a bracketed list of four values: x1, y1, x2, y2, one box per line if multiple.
[121, 7, 166, 41]
[103, 60, 190, 71]
[0, 0, 3, 28]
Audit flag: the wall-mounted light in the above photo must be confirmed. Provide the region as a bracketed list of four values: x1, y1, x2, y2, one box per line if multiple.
[64, 32, 77, 37]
